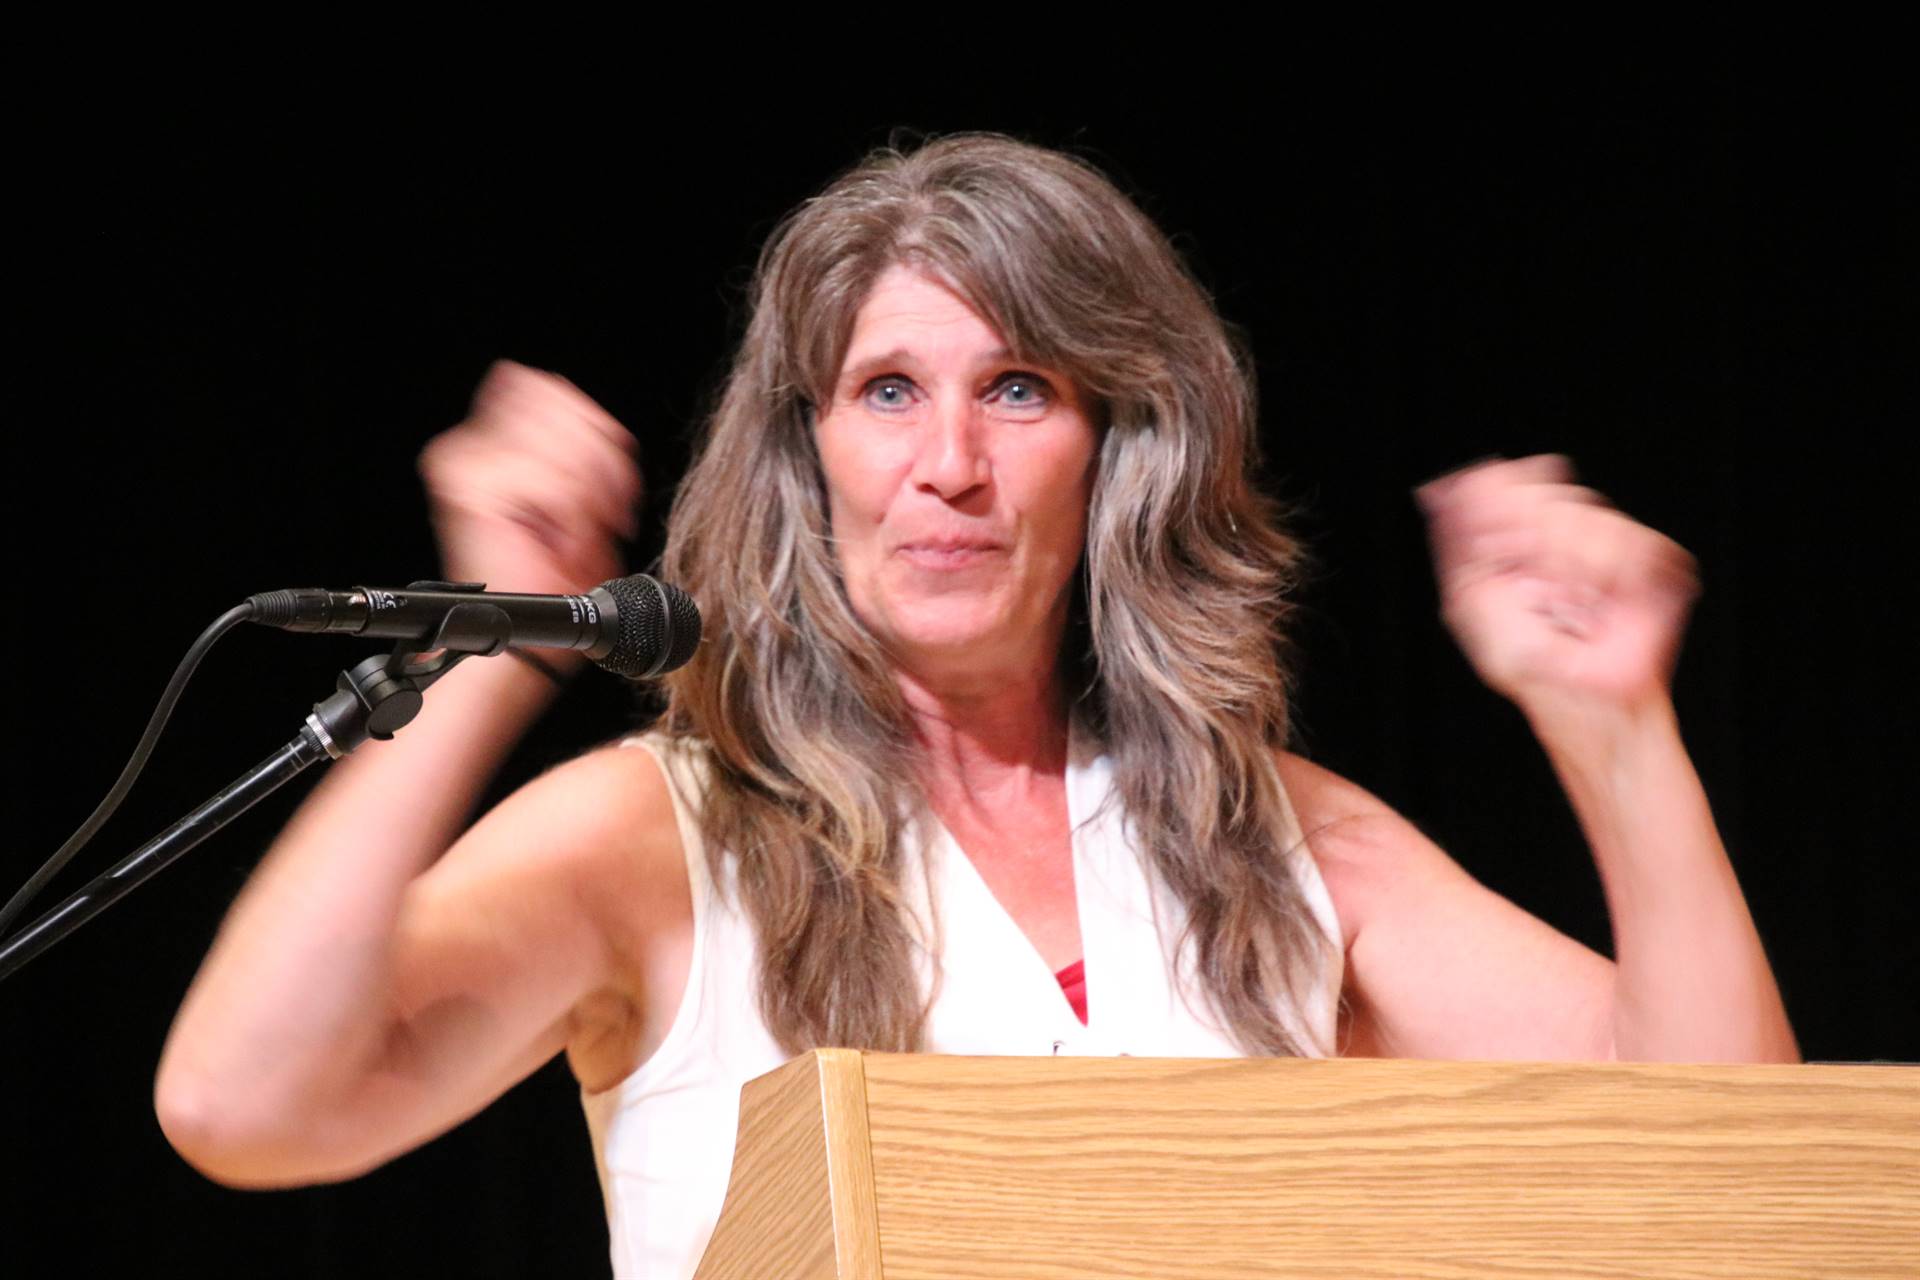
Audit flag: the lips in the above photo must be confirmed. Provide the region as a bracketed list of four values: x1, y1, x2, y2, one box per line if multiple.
[896, 536, 1006, 567]
[898, 537, 1004, 553]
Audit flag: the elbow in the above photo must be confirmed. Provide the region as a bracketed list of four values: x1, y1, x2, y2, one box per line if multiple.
[153, 1062, 363, 1190]
[153, 1071, 262, 1188]
[153, 1068, 289, 1189]
[153, 1032, 246, 1185]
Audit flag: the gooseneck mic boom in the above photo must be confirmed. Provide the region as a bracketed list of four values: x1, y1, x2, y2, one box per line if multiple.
[245, 574, 701, 677]
[0, 574, 699, 981]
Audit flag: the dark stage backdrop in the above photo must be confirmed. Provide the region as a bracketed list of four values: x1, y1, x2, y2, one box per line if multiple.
[7, 63, 1912, 1277]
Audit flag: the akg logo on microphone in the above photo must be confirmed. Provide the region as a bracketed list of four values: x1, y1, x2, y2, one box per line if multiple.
[368, 590, 398, 611]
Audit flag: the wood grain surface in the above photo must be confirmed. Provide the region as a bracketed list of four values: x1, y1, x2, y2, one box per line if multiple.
[697, 1050, 883, 1279]
[821, 1048, 884, 1277]
[846, 1055, 1917, 1279]
[694, 1053, 836, 1279]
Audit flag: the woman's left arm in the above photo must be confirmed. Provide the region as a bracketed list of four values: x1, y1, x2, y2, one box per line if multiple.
[1417, 454, 1796, 1063]
[1291, 456, 1796, 1064]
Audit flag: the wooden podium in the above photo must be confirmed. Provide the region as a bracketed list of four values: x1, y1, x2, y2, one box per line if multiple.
[693, 1051, 1917, 1279]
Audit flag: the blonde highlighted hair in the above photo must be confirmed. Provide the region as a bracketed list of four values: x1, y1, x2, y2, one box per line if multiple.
[659, 132, 1330, 1055]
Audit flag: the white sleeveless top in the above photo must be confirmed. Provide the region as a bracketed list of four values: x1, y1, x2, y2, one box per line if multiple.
[581, 727, 1344, 1279]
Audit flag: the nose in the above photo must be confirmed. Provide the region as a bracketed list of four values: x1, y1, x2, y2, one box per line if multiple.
[909, 395, 989, 499]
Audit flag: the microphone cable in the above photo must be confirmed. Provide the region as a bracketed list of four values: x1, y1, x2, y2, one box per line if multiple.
[0, 602, 253, 939]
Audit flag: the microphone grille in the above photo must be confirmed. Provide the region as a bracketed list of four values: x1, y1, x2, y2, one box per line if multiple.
[597, 575, 702, 678]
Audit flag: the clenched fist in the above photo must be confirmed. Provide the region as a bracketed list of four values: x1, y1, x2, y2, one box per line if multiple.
[1416, 455, 1699, 712]
[417, 361, 643, 601]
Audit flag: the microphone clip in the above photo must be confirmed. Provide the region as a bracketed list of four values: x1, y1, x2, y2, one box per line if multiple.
[377, 578, 517, 672]
[306, 581, 508, 755]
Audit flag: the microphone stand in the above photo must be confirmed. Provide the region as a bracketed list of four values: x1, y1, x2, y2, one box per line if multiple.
[0, 600, 521, 983]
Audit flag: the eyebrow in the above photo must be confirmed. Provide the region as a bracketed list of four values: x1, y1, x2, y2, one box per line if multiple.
[837, 346, 1017, 390]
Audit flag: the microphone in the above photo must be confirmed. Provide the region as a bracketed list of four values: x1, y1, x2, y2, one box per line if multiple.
[245, 574, 701, 677]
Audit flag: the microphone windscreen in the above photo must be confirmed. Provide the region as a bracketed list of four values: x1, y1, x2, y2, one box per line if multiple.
[597, 575, 702, 678]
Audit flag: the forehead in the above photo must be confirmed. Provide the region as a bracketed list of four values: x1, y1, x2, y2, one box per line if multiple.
[839, 265, 1008, 372]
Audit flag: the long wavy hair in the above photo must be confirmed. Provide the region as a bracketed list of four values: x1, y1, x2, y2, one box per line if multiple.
[658, 132, 1332, 1056]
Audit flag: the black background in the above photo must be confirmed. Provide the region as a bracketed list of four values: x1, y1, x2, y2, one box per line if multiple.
[6, 56, 1913, 1277]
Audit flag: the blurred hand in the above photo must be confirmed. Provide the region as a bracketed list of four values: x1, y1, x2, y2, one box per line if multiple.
[417, 361, 642, 600]
[1416, 455, 1699, 712]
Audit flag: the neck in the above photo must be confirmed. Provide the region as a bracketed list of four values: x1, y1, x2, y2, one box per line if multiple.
[896, 659, 1072, 816]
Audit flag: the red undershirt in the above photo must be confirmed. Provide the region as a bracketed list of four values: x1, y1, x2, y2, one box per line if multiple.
[1054, 958, 1088, 1025]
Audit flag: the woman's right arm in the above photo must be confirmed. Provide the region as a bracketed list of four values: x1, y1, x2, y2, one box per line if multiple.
[153, 362, 678, 1186]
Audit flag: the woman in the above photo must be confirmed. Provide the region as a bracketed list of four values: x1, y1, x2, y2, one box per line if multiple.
[154, 134, 1797, 1276]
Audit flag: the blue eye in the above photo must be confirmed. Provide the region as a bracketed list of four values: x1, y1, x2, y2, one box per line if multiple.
[994, 373, 1052, 408]
[863, 376, 914, 411]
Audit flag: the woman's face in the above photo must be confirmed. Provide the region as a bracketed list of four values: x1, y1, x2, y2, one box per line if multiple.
[813, 265, 1099, 690]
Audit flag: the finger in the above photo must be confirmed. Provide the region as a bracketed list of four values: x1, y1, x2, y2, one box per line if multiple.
[466, 449, 633, 550]
[423, 427, 641, 552]
[1423, 477, 1609, 574]
[548, 424, 644, 539]
[1426, 505, 1530, 591]
[457, 369, 644, 536]
[449, 459, 618, 570]
[1533, 481, 1609, 508]
[1415, 453, 1575, 514]
[468, 359, 529, 412]
[572, 450, 644, 542]
[475, 362, 636, 456]
[417, 425, 488, 494]
[1619, 520, 1701, 602]
[1535, 500, 1623, 603]
[1533, 504, 1700, 619]
[1431, 492, 1630, 600]
[482, 410, 641, 537]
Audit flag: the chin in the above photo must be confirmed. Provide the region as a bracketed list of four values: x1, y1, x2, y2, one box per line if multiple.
[895, 615, 1007, 655]
[871, 597, 1016, 659]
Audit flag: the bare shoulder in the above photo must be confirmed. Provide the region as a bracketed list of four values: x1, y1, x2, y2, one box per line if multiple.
[1273, 749, 1400, 834]
[1272, 749, 1448, 949]
[548, 739, 695, 966]
[409, 738, 685, 921]
[510, 738, 684, 889]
